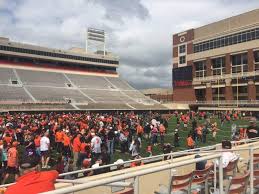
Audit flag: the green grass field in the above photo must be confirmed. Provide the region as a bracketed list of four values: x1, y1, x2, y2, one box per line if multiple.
[111, 116, 250, 162]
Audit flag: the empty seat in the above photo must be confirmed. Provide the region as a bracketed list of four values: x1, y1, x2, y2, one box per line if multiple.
[17, 69, 69, 87]
[106, 77, 134, 90]
[0, 85, 30, 101]
[81, 89, 133, 103]
[0, 68, 16, 84]
[27, 86, 88, 102]
[67, 74, 111, 89]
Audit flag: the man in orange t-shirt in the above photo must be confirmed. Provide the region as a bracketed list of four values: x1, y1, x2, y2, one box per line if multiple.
[5, 156, 58, 194]
[55, 129, 64, 153]
[34, 135, 41, 156]
[187, 134, 195, 149]
[2, 141, 19, 184]
[72, 134, 81, 169]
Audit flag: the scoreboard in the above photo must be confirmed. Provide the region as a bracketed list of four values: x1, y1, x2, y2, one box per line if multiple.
[173, 66, 193, 87]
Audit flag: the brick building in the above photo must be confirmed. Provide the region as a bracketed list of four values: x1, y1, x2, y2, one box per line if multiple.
[172, 9, 259, 103]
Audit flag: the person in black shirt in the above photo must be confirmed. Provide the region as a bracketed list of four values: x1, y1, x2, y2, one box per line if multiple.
[107, 127, 115, 155]
[247, 120, 259, 139]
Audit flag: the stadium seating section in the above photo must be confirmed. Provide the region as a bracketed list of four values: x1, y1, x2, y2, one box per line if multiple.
[0, 67, 166, 111]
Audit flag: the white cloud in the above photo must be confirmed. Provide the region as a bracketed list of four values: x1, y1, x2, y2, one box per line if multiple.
[0, 0, 259, 89]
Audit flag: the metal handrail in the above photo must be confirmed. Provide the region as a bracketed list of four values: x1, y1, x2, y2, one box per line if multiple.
[41, 153, 223, 194]
[193, 71, 259, 82]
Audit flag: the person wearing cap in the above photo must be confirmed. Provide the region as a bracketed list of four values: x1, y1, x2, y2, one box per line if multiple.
[2, 141, 19, 184]
[4, 156, 58, 194]
[114, 159, 124, 170]
[247, 119, 259, 139]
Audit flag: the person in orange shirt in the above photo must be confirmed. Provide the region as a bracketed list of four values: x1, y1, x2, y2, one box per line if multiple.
[130, 155, 144, 167]
[136, 124, 144, 138]
[2, 141, 19, 184]
[4, 156, 58, 194]
[186, 133, 195, 149]
[72, 133, 81, 169]
[159, 124, 166, 145]
[3, 133, 12, 145]
[34, 135, 41, 156]
[196, 125, 202, 142]
[63, 133, 71, 158]
[55, 129, 64, 153]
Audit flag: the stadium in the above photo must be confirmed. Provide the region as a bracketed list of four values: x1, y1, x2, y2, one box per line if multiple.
[0, 6, 259, 194]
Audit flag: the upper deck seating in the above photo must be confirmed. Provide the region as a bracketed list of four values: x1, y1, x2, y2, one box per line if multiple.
[106, 77, 134, 90]
[66, 74, 111, 89]
[17, 69, 69, 87]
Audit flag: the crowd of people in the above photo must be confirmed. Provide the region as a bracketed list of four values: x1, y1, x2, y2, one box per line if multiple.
[173, 110, 259, 149]
[0, 110, 258, 193]
[0, 111, 168, 185]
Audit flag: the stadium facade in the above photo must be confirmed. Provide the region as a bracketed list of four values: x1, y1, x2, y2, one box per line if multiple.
[0, 37, 165, 111]
[172, 9, 259, 103]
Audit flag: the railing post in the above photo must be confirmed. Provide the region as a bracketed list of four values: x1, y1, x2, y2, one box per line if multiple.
[213, 159, 217, 192]
[218, 155, 224, 194]
[249, 146, 254, 194]
[134, 176, 139, 194]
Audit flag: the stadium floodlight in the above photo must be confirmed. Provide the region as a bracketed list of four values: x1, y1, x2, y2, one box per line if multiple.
[86, 28, 106, 56]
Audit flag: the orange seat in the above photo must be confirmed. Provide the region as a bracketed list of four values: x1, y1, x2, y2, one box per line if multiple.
[192, 165, 213, 194]
[225, 172, 249, 194]
[115, 188, 134, 194]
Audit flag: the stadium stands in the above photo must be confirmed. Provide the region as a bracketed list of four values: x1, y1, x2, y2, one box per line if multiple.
[17, 69, 69, 87]
[106, 77, 134, 90]
[26, 86, 88, 102]
[66, 74, 111, 89]
[0, 68, 16, 84]
[0, 85, 30, 101]
[0, 67, 167, 111]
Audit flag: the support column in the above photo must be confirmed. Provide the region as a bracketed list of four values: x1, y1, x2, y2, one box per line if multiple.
[206, 58, 212, 76]
[206, 83, 212, 102]
[191, 61, 195, 78]
[248, 80, 256, 101]
[248, 49, 255, 72]
[225, 54, 231, 74]
[225, 78, 233, 101]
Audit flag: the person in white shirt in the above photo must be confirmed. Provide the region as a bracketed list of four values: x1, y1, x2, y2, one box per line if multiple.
[40, 132, 50, 168]
[91, 132, 102, 162]
[216, 140, 238, 168]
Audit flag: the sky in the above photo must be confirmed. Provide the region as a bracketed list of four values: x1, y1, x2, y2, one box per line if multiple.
[0, 0, 259, 89]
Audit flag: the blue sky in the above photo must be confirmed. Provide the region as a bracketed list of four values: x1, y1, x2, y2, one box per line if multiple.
[0, 0, 259, 89]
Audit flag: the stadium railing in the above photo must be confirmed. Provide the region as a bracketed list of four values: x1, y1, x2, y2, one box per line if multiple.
[1, 137, 259, 193]
[41, 153, 224, 194]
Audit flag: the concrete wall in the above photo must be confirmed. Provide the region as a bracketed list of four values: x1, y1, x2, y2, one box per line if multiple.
[194, 9, 259, 40]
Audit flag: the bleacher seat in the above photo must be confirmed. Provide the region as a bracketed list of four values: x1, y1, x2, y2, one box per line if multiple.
[0, 85, 30, 101]
[26, 86, 88, 103]
[0, 67, 164, 110]
[66, 74, 111, 89]
[0, 68, 16, 84]
[106, 77, 134, 90]
[17, 69, 69, 87]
